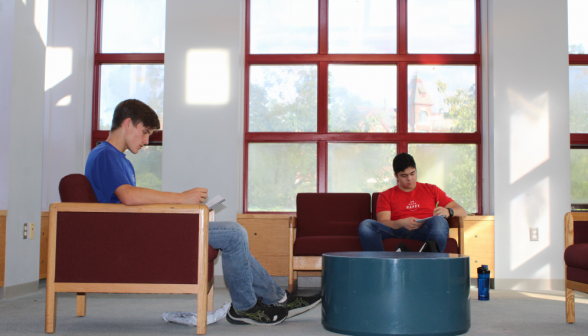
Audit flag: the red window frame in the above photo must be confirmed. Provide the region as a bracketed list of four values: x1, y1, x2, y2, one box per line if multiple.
[569, 55, 588, 210]
[91, 0, 164, 148]
[243, 0, 483, 214]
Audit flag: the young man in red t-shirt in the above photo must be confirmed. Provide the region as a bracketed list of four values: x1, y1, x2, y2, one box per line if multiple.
[359, 153, 467, 252]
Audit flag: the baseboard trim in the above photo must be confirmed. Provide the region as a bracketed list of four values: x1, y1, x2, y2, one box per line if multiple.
[494, 279, 565, 291]
[2, 280, 39, 299]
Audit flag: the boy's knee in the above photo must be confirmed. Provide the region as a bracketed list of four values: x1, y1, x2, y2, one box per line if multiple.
[359, 219, 376, 234]
[428, 216, 449, 233]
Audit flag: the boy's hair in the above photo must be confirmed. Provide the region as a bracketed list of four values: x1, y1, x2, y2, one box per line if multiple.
[393, 152, 417, 174]
[111, 99, 161, 131]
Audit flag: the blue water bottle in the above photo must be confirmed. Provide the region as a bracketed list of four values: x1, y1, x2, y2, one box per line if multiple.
[477, 265, 490, 301]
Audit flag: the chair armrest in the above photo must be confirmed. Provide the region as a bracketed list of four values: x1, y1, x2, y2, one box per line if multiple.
[289, 215, 297, 229]
[447, 216, 463, 229]
[48, 202, 211, 285]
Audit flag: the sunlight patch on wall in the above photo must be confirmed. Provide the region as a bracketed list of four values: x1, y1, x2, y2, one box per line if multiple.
[509, 177, 550, 271]
[185, 49, 230, 105]
[508, 90, 550, 184]
[35, 0, 49, 46]
[45, 47, 73, 91]
[56, 95, 71, 106]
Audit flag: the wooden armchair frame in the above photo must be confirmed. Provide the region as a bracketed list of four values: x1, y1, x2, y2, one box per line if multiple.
[45, 203, 214, 335]
[288, 216, 465, 291]
[565, 212, 588, 324]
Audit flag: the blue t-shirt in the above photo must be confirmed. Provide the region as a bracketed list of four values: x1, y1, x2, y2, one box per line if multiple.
[85, 142, 136, 203]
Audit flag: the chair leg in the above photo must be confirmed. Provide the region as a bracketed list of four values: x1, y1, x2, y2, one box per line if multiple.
[289, 271, 298, 292]
[566, 287, 575, 323]
[76, 293, 87, 317]
[197, 287, 208, 335]
[45, 284, 57, 333]
[207, 285, 214, 312]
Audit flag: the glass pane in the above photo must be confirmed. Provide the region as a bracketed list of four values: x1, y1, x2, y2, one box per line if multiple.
[570, 66, 588, 133]
[249, 65, 317, 132]
[329, 65, 397, 132]
[248, 143, 317, 212]
[571, 149, 588, 205]
[125, 145, 162, 191]
[250, 0, 318, 54]
[328, 143, 397, 193]
[408, 143, 477, 214]
[569, 0, 588, 54]
[407, 65, 476, 133]
[100, 64, 164, 131]
[102, 0, 166, 53]
[407, 0, 475, 54]
[329, 0, 397, 54]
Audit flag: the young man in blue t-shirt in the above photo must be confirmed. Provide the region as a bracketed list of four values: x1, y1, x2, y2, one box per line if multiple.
[85, 99, 320, 326]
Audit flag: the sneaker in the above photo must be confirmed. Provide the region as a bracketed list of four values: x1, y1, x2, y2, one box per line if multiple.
[226, 298, 288, 326]
[274, 291, 322, 318]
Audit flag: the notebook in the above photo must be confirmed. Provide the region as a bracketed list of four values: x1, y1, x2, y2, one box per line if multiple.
[206, 195, 226, 211]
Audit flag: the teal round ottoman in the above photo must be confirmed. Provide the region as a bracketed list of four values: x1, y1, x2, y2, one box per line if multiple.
[322, 252, 470, 336]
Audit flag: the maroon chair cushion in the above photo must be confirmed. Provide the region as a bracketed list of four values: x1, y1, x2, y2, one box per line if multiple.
[296, 193, 371, 237]
[59, 174, 99, 203]
[565, 243, 588, 270]
[55, 212, 217, 284]
[293, 236, 459, 255]
[568, 267, 588, 284]
[574, 221, 588, 244]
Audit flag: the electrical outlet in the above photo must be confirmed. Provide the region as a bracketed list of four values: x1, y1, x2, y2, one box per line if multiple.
[530, 228, 539, 241]
[29, 223, 34, 239]
[23, 223, 28, 239]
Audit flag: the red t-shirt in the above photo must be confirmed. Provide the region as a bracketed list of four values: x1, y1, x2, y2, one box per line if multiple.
[376, 182, 454, 221]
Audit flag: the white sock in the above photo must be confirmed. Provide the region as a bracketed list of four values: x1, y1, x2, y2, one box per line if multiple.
[278, 293, 288, 303]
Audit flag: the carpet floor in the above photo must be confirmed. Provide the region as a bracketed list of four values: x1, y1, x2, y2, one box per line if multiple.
[1, 285, 587, 335]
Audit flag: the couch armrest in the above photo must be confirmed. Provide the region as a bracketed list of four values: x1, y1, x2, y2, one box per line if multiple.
[448, 216, 464, 255]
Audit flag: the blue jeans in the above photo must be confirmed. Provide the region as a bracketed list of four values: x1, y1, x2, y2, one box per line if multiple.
[358, 216, 449, 252]
[208, 221, 285, 310]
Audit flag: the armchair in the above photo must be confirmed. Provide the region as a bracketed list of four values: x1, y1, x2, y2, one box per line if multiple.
[564, 212, 588, 323]
[45, 174, 218, 334]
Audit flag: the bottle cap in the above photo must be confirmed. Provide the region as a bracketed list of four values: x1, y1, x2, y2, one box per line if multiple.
[477, 265, 490, 274]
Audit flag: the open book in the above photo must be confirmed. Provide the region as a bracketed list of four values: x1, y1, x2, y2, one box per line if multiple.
[205, 195, 226, 211]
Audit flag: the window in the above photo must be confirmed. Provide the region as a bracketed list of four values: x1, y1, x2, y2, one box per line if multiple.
[244, 0, 481, 213]
[569, 0, 588, 210]
[92, 0, 165, 190]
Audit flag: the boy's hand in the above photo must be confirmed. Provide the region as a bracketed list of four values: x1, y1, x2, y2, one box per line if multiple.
[401, 217, 421, 231]
[433, 207, 449, 218]
[181, 188, 208, 204]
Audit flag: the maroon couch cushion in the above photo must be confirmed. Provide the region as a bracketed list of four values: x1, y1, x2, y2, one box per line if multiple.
[574, 221, 588, 244]
[294, 236, 459, 255]
[565, 243, 588, 270]
[568, 267, 588, 284]
[296, 193, 371, 237]
[55, 212, 217, 284]
[59, 174, 99, 203]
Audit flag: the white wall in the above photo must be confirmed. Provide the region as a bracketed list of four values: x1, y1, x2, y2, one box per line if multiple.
[489, 0, 570, 290]
[163, 0, 245, 277]
[0, 0, 15, 210]
[162, 0, 244, 218]
[41, 0, 94, 211]
[4, 0, 47, 293]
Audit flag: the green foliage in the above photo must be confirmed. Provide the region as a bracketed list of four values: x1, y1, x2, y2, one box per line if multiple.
[570, 43, 585, 54]
[125, 146, 162, 191]
[249, 67, 317, 132]
[570, 67, 588, 133]
[433, 80, 478, 213]
[571, 150, 588, 204]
